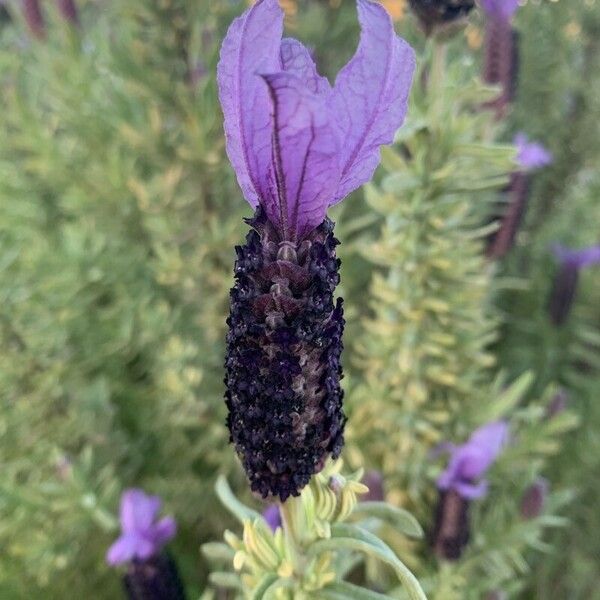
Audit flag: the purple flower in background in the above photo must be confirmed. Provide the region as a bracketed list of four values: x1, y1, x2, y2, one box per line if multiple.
[219, 0, 415, 500]
[548, 244, 600, 326]
[520, 477, 549, 520]
[514, 133, 553, 171]
[480, 0, 519, 23]
[263, 505, 282, 531]
[21, 0, 45, 38]
[437, 421, 509, 499]
[56, 0, 79, 25]
[106, 489, 177, 566]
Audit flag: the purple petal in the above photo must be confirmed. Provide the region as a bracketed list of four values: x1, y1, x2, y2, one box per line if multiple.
[262, 504, 282, 531]
[217, 0, 284, 207]
[280, 38, 331, 95]
[330, 0, 415, 204]
[552, 244, 600, 269]
[151, 516, 177, 546]
[467, 421, 509, 460]
[106, 533, 155, 566]
[454, 479, 489, 500]
[514, 133, 553, 170]
[120, 489, 161, 534]
[261, 71, 341, 240]
[481, 0, 520, 22]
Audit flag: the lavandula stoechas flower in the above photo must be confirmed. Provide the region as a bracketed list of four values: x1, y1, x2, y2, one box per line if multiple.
[432, 421, 509, 559]
[21, 0, 45, 38]
[56, 0, 79, 26]
[218, 0, 415, 501]
[481, 0, 520, 118]
[548, 244, 600, 326]
[107, 490, 184, 600]
[409, 0, 475, 35]
[487, 133, 552, 259]
[520, 477, 549, 520]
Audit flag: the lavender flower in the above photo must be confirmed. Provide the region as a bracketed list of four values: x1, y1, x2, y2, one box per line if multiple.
[520, 477, 549, 520]
[107, 490, 183, 600]
[545, 389, 569, 419]
[514, 133, 553, 171]
[481, 0, 521, 118]
[106, 489, 177, 566]
[487, 134, 551, 258]
[436, 421, 509, 499]
[432, 421, 508, 560]
[21, 0, 45, 38]
[56, 0, 79, 25]
[408, 0, 475, 35]
[548, 244, 600, 326]
[219, 0, 414, 500]
[361, 470, 385, 502]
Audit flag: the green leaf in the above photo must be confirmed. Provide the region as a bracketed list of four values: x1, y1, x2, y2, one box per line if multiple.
[250, 574, 278, 600]
[351, 501, 423, 538]
[208, 572, 241, 590]
[320, 581, 395, 599]
[308, 524, 427, 600]
[201, 541, 235, 561]
[215, 475, 261, 524]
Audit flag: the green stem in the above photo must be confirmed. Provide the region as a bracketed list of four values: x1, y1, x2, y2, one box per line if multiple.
[279, 496, 304, 577]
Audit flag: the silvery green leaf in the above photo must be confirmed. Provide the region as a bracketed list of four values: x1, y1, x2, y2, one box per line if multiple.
[321, 581, 395, 599]
[215, 475, 261, 524]
[351, 501, 423, 538]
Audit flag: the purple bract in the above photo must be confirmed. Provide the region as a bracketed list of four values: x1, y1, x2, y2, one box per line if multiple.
[480, 0, 520, 22]
[437, 421, 509, 500]
[217, 0, 415, 241]
[106, 489, 177, 566]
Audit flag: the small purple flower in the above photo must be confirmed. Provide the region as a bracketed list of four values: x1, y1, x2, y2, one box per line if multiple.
[106, 489, 177, 566]
[361, 470, 385, 502]
[548, 244, 600, 326]
[437, 421, 509, 500]
[545, 389, 568, 419]
[21, 0, 45, 39]
[56, 0, 79, 26]
[219, 0, 415, 500]
[262, 504, 282, 532]
[514, 133, 553, 171]
[480, 0, 519, 23]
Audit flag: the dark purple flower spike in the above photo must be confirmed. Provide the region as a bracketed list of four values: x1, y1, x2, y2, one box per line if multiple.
[520, 477, 549, 520]
[219, 0, 415, 500]
[432, 421, 509, 559]
[21, 0, 45, 39]
[486, 134, 552, 259]
[548, 244, 600, 326]
[481, 0, 520, 118]
[56, 0, 79, 26]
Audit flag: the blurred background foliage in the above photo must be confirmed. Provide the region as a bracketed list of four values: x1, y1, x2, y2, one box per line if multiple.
[0, 0, 598, 598]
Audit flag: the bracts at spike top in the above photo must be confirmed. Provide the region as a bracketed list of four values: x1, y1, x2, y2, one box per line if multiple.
[217, 0, 415, 501]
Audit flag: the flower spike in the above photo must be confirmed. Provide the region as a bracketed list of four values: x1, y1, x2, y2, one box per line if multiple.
[219, 1, 415, 499]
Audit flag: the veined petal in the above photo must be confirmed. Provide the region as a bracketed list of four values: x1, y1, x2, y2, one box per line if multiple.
[120, 489, 161, 534]
[217, 0, 284, 207]
[330, 0, 415, 204]
[261, 72, 341, 240]
[280, 38, 332, 95]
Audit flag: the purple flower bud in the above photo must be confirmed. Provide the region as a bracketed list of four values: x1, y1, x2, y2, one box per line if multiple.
[436, 421, 509, 500]
[520, 477, 549, 520]
[408, 0, 475, 35]
[361, 470, 385, 502]
[480, 0, 519, 22]
[548, 245, 600, 326]
[107, 489, 177, 567]
[431, 489, 470, 560]
[21, 0, 45, 39]
[56, 0, 79, 26]
[123, 553, 186, 600]
[482, 17, 519, 117]
[262, 504, 282, 532]
[484, 591, 508, 600]
[218, 0, 415, 500]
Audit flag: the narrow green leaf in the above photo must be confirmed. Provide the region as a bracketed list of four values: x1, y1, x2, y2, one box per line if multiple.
[308, 524, 427, 600]
[352, 501, 423, 538]
[208, 571, 241, 590]
[215, 475, 261, 523]
[250, 574, 278, 600]
[320, 581, 395, 599]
